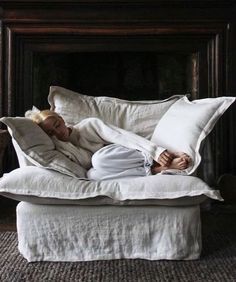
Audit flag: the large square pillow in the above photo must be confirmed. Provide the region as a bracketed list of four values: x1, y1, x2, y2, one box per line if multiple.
[48, 86, 183, 139]
[0, 117, 87, 178]
[151, 96, 235, 175]
[0, 166, 223, 206]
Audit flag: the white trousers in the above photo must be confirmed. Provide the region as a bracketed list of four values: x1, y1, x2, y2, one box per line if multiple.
[87, 144, 153, 180]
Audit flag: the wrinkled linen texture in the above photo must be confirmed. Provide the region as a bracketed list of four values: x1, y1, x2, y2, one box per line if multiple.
[87, 144, 153, 180]
[17, 202, 202, 262]
[0, 166, 223, 205]
[48, 86, 182, 139]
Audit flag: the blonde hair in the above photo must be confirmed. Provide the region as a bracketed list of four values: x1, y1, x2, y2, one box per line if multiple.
[25, 109, 60, 125]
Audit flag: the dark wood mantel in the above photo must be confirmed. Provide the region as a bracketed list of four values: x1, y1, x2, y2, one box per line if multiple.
[0, 0, 235, 183]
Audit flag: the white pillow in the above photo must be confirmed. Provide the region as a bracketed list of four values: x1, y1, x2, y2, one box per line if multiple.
[48, 86, 183, 139]
[151, 96, 235, 175]
[0, 166, 223, 206]
[0, 117, 87, 178]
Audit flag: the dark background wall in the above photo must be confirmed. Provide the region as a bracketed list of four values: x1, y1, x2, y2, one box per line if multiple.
[32, 52, 191, 104]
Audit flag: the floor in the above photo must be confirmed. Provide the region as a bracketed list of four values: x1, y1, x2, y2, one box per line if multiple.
[0, 199, 17, 231]
[0, 203, 235, 282]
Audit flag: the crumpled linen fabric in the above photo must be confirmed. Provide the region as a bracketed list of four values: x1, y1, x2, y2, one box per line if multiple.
[0, 166, 223, 203]
[17, 202, 202, 262]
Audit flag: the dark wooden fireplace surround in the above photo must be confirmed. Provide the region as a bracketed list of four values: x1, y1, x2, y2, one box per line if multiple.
[0, 0, 236, 202]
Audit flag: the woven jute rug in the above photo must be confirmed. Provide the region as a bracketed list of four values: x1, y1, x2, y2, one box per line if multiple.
[0, 210, 235, 282]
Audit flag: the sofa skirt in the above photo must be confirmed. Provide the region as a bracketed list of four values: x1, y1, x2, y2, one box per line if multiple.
[17, 202, 202, 262]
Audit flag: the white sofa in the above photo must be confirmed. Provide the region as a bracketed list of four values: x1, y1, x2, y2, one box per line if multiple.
[0, 86, 234, 262]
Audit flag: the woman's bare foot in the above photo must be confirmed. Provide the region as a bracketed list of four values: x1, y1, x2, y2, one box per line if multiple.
[168, 157, 188, 170]
[151, 153, 191, 174]
[173, 152, 191, 164]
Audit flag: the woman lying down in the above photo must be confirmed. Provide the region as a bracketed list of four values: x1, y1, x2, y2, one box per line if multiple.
[26, 109, 191, 180]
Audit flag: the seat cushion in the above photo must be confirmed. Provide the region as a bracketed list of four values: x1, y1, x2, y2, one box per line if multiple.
[0, 166, 223, 206]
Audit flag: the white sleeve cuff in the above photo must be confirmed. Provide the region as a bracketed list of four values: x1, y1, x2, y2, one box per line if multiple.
[153, 146, 166, 162]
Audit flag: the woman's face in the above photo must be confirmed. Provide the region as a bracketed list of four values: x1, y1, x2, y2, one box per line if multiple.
[40, 116, 70, 141]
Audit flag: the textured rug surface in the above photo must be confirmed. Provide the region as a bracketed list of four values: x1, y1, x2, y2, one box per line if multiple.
[0, 209, 235, 282]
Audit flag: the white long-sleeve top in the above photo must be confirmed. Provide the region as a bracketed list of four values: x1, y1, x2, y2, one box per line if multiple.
[56, 117, 166, 170]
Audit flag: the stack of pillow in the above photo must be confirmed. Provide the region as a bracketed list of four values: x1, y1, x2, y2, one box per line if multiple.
[0, 86, 234, 206]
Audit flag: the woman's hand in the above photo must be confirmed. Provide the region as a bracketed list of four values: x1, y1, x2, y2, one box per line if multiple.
[157, 150, 174, 167]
